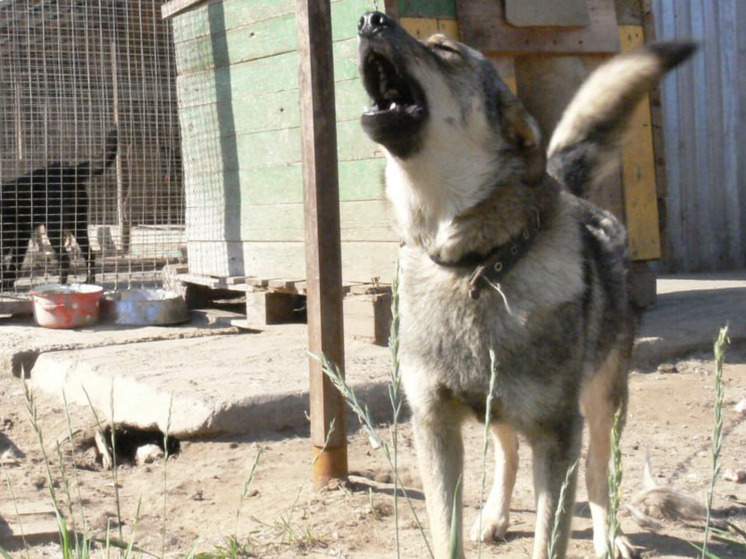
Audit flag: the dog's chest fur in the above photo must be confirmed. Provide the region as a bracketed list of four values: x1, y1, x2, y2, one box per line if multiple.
[396, 197, 591, 427]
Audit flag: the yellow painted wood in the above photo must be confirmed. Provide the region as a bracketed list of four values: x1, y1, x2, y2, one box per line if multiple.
[619, 25, 661, 260]
[489, 55, 517, 95]
[401, 17, 460, 40]
[401, 17, 439, 39]
[437, 19, 460, 40]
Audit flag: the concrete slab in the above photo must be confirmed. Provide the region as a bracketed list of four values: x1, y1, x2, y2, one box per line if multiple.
[634, 272, 746, 369]
[7, 271, 746, 438]
[0, 309, 241, 377]
[29, 324, 391, 438]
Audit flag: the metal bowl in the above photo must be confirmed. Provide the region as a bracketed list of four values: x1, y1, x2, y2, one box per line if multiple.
[31, 284, 103, 329]
[102, 289, 188, 326]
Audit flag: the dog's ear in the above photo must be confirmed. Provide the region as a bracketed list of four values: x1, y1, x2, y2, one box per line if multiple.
[502, 99, 540, 149]
[501, 99, 546, 183]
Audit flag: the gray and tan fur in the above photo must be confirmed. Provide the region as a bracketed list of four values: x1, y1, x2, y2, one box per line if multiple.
[357, 11, 694, 559]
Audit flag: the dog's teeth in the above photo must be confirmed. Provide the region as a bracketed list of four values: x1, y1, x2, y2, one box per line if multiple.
[390, 102, 398, 110]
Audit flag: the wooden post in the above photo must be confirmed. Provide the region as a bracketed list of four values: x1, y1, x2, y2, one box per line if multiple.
[295, 0, 348, 488]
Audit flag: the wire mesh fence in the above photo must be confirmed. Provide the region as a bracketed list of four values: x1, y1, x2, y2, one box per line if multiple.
[0, 0, 184, 295]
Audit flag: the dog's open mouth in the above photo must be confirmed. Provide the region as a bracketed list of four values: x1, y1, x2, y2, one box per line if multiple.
[360, 48, 427, 154]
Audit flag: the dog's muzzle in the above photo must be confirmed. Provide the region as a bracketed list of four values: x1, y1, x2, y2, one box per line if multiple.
[358, 11, 427, 158]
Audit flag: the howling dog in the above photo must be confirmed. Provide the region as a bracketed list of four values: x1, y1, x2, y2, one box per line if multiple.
[1, 129, 117, 288]
[357, 11, 694, 559]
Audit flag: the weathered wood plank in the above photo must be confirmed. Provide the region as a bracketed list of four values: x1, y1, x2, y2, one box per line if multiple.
[0, 501, 58, 545]
[505, 0, 590, 27]
[187, 240, 399, 283]
[456, 0, 620, 54]
[713, 1, 740, 266]
[330, 0, 384, 41]
[725, 0, 746, 263]
[343, 292, 393, 346]
[296, 0, 348, 482]
[182, 157, 384, 206]
[400, 17, 439, 39]
[169, 0, 295, 41]
[181, 120, 380, 179]
[175, 38, 359, 105]
[247, 242, 398, 283]
[237, 201, 396, 243]
[177, 79, 366, 139]
[399, 0, 457, 18]
[0, 297, 33, 316]
[163, 0, 208, 22]
[689, 0, 712, 270]
[655, 0, 746, 271]
[656, 0, 683, 268]
[173, 13, 298, 75]
[245, 290, 295, 325]
[619, 26, 661, 261]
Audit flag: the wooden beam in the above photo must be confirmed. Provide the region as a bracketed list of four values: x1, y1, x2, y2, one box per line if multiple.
[295, 0, 348, 488]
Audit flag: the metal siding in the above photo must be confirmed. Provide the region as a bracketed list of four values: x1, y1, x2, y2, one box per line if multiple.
[653, 0, 745, 271]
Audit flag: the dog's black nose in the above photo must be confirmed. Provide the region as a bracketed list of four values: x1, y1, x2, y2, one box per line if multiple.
[358, 11, 391, 38]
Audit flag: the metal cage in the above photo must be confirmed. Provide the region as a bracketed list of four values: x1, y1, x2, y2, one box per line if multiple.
[0, 0, 184, 293]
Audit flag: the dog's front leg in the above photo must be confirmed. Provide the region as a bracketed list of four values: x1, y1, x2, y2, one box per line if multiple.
[470, 422, 519, 542]
[412, 403, 466, 559]
[529, 420, 582, 559]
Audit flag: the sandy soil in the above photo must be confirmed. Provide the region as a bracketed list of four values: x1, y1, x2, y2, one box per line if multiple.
[1, 344, 746, 558]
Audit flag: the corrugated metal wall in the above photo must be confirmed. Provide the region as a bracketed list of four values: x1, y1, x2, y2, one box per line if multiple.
[653, 0, 746, 272]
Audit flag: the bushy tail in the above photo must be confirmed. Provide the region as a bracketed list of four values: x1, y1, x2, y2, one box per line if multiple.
[547, 41, 696, 197]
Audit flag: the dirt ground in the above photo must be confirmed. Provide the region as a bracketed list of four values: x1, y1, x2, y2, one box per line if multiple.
[1, 343, 746, 559]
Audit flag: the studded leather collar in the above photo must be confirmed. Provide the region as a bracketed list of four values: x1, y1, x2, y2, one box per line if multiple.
[429, 211, 542, 300]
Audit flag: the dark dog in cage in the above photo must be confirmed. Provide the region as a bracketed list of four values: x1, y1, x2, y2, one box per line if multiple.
[1, 129, 118, 288]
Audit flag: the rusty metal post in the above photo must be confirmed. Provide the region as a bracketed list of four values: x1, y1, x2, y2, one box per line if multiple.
[295, 0, 348, 488]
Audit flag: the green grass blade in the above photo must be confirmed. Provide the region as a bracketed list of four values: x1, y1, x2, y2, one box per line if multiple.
[701, 326, 729, 559]
[449, 476, 462, 559]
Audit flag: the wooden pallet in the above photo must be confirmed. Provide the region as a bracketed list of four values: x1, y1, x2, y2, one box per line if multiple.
[0, 501, 59, 546]
[343, 286, 393, 346]
[167, 266, 393, 340]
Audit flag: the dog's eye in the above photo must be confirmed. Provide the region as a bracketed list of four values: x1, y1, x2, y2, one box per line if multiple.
[433, 43, 460, 56]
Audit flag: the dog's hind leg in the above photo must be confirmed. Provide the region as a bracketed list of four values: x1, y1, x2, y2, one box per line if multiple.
[73, 219, 93, 283]
[1, 223, 31, 289]
[45, 220, 71, 284]
[411, 399, 467, 559]
[470, 422, 519, 542]
[529, 415, 582, 559]
[581, 349, 638, 558]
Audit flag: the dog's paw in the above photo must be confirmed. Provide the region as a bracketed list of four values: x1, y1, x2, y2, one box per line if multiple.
[596, 535, 639, 559]
[469, 512, 509, 542]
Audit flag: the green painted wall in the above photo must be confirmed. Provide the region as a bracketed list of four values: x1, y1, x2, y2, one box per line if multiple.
[399, 0, 457, 19]
[171, 0, 396, 280]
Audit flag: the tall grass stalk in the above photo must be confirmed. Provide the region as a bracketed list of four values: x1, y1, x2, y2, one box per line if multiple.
[19, 371, 73, 556]
[83, 385, 125, 543]
[252, 417, 336, 549]
[317, 353, 434, 559]
[61, 392, 91, 540]
[234, 447, 263, 538]
[388, 263, 404, 558]
[701, 326, 729, 559]
[162, 394, 174, 559]
[54, 437, 88, 557]
[475, 350, 499, 558]
[548, 460, 578, 559]
[606, 407, 624, 559]
[107, 386, 124, 545]
[449, 476, 462, 559]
